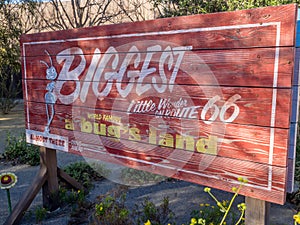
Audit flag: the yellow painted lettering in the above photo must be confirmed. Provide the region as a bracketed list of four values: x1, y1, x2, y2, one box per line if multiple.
[81, 118, 92, 133]
[196, 135, 218, 155]
[108, 125, 121, 139]
[175, 134, 194, 151]
[159, 133, 174, 147]
[149, 127, 157, 144]
[129, 127, 141, 141]
[65, 119, 74, 130]
[94, 123, 106, 135]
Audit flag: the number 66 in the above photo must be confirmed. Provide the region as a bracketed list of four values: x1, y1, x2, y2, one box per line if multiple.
[201, 94, 241, 124]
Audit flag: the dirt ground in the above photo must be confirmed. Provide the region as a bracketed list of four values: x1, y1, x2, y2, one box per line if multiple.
[0, 103, 298, 225]
[0, 102, 25, 153]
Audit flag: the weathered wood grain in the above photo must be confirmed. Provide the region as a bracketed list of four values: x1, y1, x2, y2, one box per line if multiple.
[20, 4, 298, 205]
[24, 102, 289, 167]
[40, 147, 59, 210]
[22, 47, 294, 88]
[24, 80, 292, 128]
[25, 123, 287, 204]
[20, 4, 297, 49]
[245, 197, 270, 225]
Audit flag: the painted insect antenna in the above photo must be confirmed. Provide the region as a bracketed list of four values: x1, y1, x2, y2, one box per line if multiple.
[40, 60, 49, 68]
[44, 50, 53, 66]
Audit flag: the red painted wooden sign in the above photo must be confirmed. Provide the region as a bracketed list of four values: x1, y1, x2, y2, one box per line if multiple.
[21, 4, 299, 204]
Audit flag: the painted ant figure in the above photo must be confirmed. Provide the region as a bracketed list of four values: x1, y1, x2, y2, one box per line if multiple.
[40, 50, 57, 134]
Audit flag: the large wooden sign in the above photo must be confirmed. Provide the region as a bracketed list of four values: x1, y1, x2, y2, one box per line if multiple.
[21, 4, 299, 204]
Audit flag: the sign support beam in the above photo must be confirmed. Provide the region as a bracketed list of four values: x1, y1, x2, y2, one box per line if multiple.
[245, 197, 270, 225]
[4, 148, 85, 225]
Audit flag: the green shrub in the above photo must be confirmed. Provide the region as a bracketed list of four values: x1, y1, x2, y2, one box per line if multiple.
[34, 206, 48, 223]
[121, 168, 168, 185]
[3, 132, 40, 166]
[190, 201, 244, 225]
[134, 197, 174, 225]
[63, 161, 109, 189]
[93, 194, 174, 225]
[152, 0, 300, 18]
[58, 187, 86, 206]
[188, 178, 247, 225]
[94, 194, 132, 225]
[288, 133, 300, 207]
[295, 133, 300, 183]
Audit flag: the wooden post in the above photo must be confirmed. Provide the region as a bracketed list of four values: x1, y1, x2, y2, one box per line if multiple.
[40, 147, 59, 210]
[57, 168, 85, 191]
[245, 196, 270, 225]
[4, 147, 85, 225]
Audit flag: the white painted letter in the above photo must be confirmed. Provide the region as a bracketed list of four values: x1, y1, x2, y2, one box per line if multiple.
[116, 46, 140, 97]
[136, 45, 161, 95]
[80, 48, 101, 102]
[92, 47, 119, 98]
[55, 47, 86, 104]
[169, 46, 192, 92]
[153, 46, 172, 93]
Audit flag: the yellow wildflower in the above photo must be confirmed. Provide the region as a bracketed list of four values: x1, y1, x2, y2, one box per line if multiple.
[240, 203, 246, 210]
[238, 177, 248, 183]
[190, 217, 197, 225]
[294, 215, 299, 220]
[294, 212, 300, 223]
[238, 177, 243, 182]
[238, 203, 246, 211]
[144, 220, 151, 225]
[198, 218, 206, 225]
[204, 187, 211, 192]
[231, 187, 238, 192]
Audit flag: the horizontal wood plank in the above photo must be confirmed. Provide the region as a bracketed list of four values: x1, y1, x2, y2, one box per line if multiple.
[25, 125, 287, 204]
[24, 102, 289, 167]
[20, 4, 297, 49]
[22, 46, 294, 88]
[24, 80, 292, 128]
